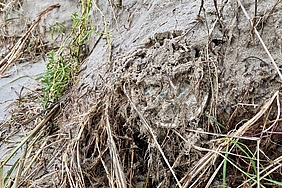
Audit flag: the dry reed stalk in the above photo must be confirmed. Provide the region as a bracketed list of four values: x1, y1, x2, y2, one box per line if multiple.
[0, 4, 60, 77]
[105, 100, 127, 188]
[180, 91, 279, 187]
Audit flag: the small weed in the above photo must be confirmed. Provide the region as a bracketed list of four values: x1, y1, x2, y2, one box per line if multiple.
[50, 21, 66, 40]
[37, 51, 71, 108]
[205, 114, 271, 187]
[37, 0, 96, 108]
[221, 138, 258, 187]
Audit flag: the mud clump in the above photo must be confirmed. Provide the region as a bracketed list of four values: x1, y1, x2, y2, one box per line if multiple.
[76, 29, 214, 186]
[110, 30, 211, 129]
[2, 0, 282, 187]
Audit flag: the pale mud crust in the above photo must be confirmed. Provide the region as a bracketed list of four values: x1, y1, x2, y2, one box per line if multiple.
[2, 0, 282, 187]
[110, 30, 211, 129]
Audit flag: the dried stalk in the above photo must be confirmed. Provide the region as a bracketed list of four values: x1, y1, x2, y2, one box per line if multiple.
[0, 4, 60, 76]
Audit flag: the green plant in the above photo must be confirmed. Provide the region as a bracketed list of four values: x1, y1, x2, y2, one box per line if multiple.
[37, 51, 71, 108]
[204, 113, 226, 130]
[204, 114, 282, 187]
[221, 138, 258, 187]
[37, 0, 96, 108]
[50, 21, 66, 40]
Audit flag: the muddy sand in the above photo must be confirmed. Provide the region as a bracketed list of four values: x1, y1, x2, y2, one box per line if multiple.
[1, 0, 282, 187]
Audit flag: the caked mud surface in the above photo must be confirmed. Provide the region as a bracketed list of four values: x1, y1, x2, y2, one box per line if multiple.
[110, 30, 211, 129]
[1, 0, 282, 187]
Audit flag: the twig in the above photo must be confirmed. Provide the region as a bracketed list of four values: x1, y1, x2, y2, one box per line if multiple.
[0, 4, 60, 77]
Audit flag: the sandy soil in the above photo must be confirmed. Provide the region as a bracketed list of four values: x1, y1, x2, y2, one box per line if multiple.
[0, 0, 79, 120]
[1, 0, 282, 187]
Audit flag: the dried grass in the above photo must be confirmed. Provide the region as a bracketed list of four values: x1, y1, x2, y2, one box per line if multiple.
[2, 0, 282, 187]
[0, 4, 59, 77]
